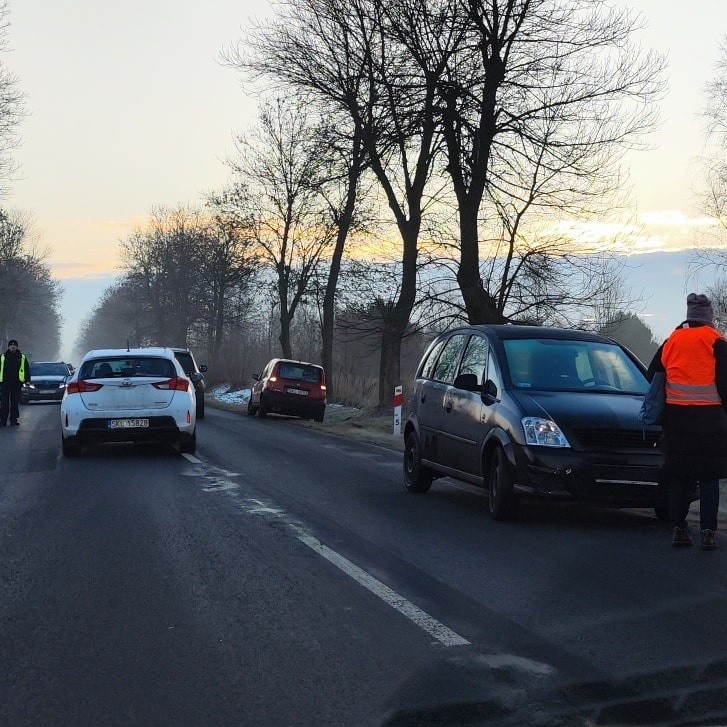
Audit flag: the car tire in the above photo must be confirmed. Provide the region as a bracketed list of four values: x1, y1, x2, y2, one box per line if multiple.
[196, 400, 205, 420]
[403, 431, 434, 493]
[314, 411, 324, 423]
[258, 395, 268, 418]
[247, 397, 258, 416]
[654, 505, 669, 521]
[179, 430, 196, 454]
[61, 435, 82, 458]
[488, 447, 519, 521]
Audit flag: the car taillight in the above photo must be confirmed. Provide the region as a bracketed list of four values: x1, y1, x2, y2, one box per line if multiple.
[66, 380, 103, 395]
[152, 377, 189, 392]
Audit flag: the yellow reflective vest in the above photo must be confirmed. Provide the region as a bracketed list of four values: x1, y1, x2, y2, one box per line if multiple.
[0, 353, 28, 383]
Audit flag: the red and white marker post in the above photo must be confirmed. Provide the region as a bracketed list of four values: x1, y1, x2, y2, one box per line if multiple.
[393, 385, 403, 435]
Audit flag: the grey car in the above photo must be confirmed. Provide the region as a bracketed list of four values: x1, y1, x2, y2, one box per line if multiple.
[403, 325, 675, 520]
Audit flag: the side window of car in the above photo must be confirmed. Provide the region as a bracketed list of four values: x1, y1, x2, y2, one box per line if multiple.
[485, 347, 503, 397]
[419, 339, 447, 380]
[458, 335, 488, 386]
[432, 335, 467, 384]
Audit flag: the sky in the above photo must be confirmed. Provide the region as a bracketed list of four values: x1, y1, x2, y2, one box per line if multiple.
[5, 0, 727, 361]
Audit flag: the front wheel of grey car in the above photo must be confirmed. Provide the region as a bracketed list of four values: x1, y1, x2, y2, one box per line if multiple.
[403, 431, 434, 493]
[488, 447, 519, 521]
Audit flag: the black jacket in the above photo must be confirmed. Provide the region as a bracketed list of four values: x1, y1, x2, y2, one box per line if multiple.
[0, 349, 30, 385]
[646, 320, 727, 479]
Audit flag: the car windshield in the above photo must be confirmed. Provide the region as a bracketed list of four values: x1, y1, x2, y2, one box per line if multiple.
[80, 357, 176, 379]
[278, 362, 321, 383]
[503, 338, 648, 393]
[31, 363, 69, 376]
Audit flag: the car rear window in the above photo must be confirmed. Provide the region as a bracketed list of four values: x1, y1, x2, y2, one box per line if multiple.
[277, 362, 322, 383]
[80, 358, 176, 379]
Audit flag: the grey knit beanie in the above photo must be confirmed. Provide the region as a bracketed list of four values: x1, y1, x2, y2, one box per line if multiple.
[686, 293, 714, 323]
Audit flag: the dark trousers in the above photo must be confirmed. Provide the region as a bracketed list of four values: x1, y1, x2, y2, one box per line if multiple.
[0, 382, 21, 424]
[669, 477, 719, 532]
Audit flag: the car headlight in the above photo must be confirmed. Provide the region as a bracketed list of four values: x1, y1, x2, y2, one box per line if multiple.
[522, 417, 571, 447]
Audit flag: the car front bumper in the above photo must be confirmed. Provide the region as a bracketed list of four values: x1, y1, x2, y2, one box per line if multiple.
[509, 443, 669, 508]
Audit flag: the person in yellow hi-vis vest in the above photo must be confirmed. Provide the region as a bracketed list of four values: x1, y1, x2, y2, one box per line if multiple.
[0, 339, 30, 426]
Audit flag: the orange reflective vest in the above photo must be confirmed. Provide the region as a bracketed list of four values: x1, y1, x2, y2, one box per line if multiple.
[662, 325, 723, 406]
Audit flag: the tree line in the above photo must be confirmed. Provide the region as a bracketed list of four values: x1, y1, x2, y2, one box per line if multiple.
[75, 0, 670, 404]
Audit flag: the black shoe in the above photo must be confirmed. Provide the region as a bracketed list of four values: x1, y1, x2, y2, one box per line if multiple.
[672, 526, 693, 547]
[701, 529, 717, 550]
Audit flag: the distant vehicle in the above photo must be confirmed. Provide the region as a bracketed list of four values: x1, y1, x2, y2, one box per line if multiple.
[170, 347, 207, 419]
[248, 358, 327, 423]
[60, 347, 197, 457]
[403, 324, 676, 520]
[21, 361, 74, 404]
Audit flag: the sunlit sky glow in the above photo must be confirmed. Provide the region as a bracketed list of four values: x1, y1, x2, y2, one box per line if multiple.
[5, 0, 727, 358]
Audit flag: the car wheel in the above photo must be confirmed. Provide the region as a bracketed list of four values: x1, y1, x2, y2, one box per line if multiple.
[61, 435, 82, 458]
[488, 447, 519, 521]
[196, 398, 205, 420]
[258, 395, 268, 418]
[314, 411, 324, 423]
[403, 431, 434, 493]
[247, 397, 258, 416]
[654, 505, 669, 521]
[179, 430, 196, 454]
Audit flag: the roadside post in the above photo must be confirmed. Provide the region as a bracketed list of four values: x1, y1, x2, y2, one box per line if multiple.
[393, 385, 403, 435]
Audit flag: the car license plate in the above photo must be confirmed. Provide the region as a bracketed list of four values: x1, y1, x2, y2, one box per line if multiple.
[287, 388, 308, 396]
[108, 418, 149, 429]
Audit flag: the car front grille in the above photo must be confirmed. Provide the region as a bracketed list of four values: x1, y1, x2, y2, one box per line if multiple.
[573, 428, 660, 450]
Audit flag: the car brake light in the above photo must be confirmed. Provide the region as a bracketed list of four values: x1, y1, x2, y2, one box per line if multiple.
[67, 380, 103, 395]
[152, 377, 189, 392]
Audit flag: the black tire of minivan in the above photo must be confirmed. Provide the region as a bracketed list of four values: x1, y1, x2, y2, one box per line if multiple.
[488, 446, 519, 520]
[404, 431, 434, 493]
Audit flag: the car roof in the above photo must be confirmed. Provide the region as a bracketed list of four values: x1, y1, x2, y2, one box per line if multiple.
[80, 347, 176, 361]
[446, 324, 612, 344]
[269, 358, 324, 368]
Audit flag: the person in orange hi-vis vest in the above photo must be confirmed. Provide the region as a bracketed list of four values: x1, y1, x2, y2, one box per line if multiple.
[646, 294, 727, 550]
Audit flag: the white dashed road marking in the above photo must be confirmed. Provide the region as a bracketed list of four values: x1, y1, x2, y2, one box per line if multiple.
[189, 457, 470, 648]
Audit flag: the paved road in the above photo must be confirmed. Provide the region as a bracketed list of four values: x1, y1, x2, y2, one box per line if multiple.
[2, 403, 727, 725]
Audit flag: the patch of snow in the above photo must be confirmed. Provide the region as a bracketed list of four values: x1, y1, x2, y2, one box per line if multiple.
[209, 385, 250, 405]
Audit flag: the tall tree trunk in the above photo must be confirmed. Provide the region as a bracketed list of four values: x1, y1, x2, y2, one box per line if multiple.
[279, 310, 293, 358]
[376, 226, 418, 407]
[456, 200, 506, 324]
[321, 176, 359, 400]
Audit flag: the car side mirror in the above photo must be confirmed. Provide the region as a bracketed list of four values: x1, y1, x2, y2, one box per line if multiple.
[483, 379, 498, 401]
[453, 373, 480, 392]
[189, 372, 203, 383]
[252, 373, 260, 381]
[199, 364, 208, 373]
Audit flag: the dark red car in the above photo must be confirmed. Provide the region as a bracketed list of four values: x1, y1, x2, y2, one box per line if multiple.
[248, 358, 326, 422]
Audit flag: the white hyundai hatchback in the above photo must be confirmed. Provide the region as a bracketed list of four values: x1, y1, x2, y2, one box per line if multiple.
[60, 347, 197, 457]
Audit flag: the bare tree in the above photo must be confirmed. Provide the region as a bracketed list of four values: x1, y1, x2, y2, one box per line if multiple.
[234, 0, 456, 405]
[202, 188, 258, 358]
[228, 98, 338, 359]
[0, 2, 25, 196]
[119, 206, 209, 345]
[417, 0, 664, 323]
[0, 209, 62, 356]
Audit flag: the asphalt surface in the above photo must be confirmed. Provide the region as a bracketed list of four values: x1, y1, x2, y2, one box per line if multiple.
[2, 403, 727, 726]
